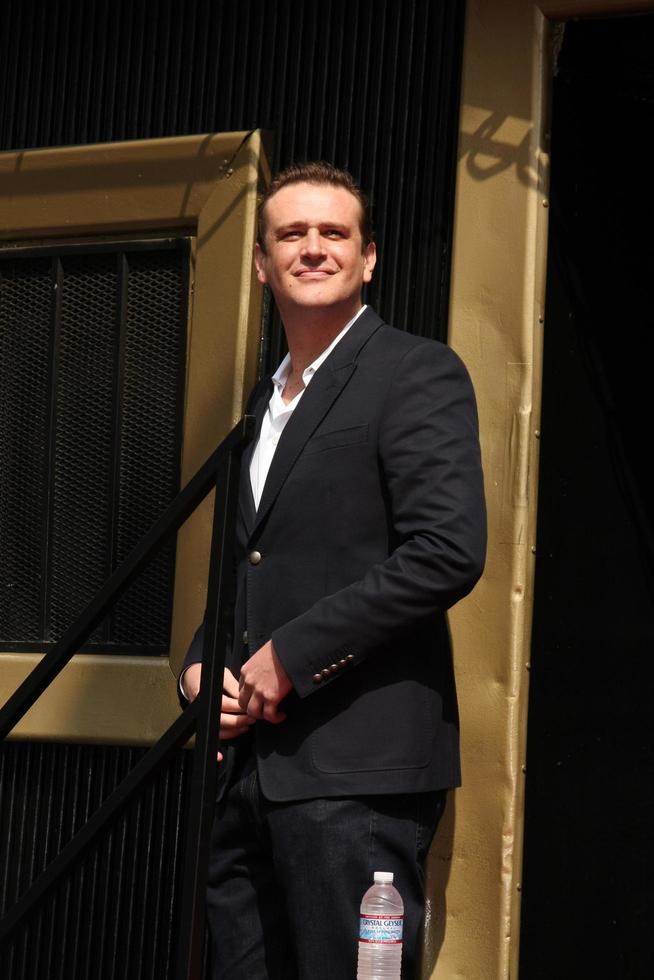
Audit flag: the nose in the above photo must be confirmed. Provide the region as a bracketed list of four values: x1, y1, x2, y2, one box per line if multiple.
[301, 228, 325, 258]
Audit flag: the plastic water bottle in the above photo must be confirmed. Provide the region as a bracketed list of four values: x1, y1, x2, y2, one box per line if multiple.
[356, 870, 404, 979]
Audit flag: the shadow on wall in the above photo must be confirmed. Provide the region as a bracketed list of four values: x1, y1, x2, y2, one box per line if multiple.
[459, 111, 539, 190]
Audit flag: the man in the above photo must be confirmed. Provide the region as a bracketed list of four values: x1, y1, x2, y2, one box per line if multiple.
[179, 161, 486, 979]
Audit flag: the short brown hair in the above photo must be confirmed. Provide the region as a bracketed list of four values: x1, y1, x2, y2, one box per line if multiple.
[257, 161, 373, 252]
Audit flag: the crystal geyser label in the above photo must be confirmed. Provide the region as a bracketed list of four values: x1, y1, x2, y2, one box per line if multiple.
[359, 913, 404, 943]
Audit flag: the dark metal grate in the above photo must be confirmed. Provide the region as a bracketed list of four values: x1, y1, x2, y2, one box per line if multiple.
[49, 254, 119, 644]
[0, 259, 52, 642]
[0, 240, 188, 653]
[111, 251, 188, 646]
[0, 740, 194, 980]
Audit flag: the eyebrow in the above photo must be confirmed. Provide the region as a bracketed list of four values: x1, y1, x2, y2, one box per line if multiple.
[275, 221, 351, 237]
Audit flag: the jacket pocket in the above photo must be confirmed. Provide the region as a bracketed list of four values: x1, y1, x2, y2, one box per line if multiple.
[302, 423, 369, 455]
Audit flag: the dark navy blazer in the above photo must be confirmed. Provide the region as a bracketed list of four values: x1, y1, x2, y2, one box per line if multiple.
[181, 307, 487, 802]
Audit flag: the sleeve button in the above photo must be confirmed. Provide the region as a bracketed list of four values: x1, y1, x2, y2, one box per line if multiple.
[312, 673, 323, 684]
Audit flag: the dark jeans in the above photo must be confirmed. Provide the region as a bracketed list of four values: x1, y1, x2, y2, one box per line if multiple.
[205, 752, 445, 980]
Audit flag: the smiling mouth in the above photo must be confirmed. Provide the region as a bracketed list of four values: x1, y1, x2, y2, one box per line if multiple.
[295, 269, 334, 278]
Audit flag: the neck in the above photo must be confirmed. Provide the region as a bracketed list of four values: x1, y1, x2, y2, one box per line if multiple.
[282, 302, 362, 376]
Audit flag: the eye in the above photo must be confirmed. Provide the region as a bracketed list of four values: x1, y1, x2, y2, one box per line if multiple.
[324, 229, 345, 239]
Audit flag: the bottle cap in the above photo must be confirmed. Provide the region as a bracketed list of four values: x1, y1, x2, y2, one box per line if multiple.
[373, 871, 394, 884]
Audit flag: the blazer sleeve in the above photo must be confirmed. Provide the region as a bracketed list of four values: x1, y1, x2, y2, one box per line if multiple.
[271, 339, 487, 698]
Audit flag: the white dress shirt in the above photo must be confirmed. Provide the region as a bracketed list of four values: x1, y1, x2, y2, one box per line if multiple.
[249, 305, 366, 509]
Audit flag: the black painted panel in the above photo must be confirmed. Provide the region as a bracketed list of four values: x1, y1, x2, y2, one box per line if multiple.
[520, 15, 654, 979]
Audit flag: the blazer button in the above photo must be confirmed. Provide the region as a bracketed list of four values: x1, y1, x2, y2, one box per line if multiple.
[330, 664, 339, 673]
[346, 654, 354, 663]
[321, 668, 331, 679]
[338, 659, 347, 667]
[312, 673, 323, 684]
[249, 550, 262, 565]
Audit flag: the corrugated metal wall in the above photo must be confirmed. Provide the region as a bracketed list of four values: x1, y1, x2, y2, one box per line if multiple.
[0, 741, 192, 979]
[0, 0, 464, 367]
[0, 1, 465, 976]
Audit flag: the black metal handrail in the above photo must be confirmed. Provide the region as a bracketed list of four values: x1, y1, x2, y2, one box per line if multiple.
[0, 414, 255, 980]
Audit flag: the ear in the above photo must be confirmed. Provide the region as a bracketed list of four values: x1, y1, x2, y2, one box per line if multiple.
[362, 242, 377, 284]
[254, 243, 268, 285]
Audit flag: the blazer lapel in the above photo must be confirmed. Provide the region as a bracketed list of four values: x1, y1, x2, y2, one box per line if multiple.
[239, 380, 271, 534]
[251, 307, 384, 537]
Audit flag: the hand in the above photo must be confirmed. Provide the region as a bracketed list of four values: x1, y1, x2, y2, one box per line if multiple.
[238, 640, 293, 724]
[181, 664, 254, 761]
[218, 667, 256, 760]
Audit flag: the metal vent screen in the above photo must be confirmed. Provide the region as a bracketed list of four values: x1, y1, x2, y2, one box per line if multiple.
[0, 239, 188, 654]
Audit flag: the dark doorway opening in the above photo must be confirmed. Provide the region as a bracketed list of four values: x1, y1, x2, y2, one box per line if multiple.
[519, 14, 654, 979]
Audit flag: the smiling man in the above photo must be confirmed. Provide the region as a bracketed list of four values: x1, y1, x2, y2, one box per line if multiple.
[179, 162, 486, 979]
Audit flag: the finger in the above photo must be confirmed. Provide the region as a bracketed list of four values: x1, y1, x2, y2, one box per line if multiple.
[245, 692, 264, 720]
[223, 669, 240, 697]
[262, 704, 287, 725]
[237, 685, 252, 712]
[220, 723, 253, 740]
[221, 711, 256, 737]
[220, 706, 255, 724]
[221, 694, 247, 714]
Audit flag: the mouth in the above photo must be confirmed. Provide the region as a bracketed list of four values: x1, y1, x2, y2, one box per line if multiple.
[294, 268, 335, 279]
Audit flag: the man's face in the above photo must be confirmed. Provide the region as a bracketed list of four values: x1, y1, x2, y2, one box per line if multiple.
[254, 182, 376, 319]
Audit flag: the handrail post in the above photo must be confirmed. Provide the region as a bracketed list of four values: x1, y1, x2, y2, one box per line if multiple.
[175, 441, 245, 980]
